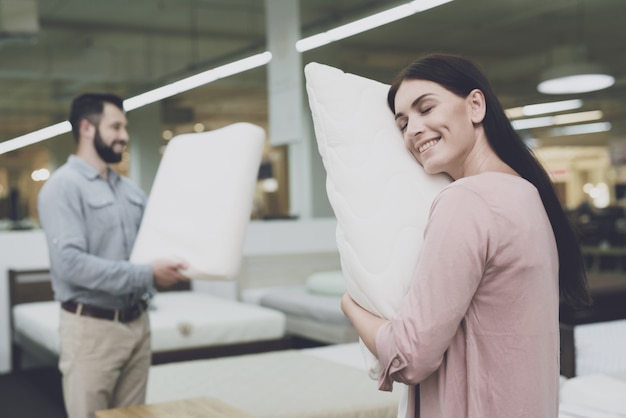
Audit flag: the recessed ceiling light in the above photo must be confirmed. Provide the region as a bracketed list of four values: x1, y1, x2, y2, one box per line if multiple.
[537, 63, 615, 94]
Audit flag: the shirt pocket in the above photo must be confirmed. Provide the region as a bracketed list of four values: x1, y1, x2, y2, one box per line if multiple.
[85, 195, 117, 233]
[124, 190, 145, 228]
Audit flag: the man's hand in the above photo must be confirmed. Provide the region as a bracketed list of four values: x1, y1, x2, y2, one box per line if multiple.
[152, 259, 190, 288]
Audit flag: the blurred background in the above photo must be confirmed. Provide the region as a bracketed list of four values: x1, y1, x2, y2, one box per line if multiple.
[1, 0, 625, 252]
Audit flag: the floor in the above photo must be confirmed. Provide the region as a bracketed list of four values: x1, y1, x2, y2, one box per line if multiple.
[0, 337, 324, 418]
[0, 367, 66, 418]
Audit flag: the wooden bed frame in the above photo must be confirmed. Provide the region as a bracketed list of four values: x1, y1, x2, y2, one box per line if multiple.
[559, 272, 626, 378]
[8, 268, 322, 372]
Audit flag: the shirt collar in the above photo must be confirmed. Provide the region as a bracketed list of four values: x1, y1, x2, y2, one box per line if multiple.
[67, 154, 120, 184]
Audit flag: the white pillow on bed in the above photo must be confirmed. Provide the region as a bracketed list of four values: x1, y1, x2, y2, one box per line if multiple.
[304, 63, 451, 378]
[130, 122, 265, 281]
[306, 270, 346, 296]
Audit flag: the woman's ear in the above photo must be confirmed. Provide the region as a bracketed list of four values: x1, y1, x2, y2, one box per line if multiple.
[467, 89, 486, 124]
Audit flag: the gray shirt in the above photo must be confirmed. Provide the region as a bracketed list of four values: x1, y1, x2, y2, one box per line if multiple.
[38, 155, 153, 309]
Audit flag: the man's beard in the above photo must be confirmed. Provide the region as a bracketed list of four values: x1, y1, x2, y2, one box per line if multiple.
[94, 128, 124, 164]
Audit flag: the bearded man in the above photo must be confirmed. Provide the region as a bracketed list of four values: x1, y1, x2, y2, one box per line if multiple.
[38, 93, 189, 418]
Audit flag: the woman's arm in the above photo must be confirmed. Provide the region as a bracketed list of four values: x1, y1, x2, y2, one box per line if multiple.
[341, 292, 388, 356]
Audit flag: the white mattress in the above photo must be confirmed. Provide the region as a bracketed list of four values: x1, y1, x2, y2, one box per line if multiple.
[130, 123, 265, 281]
[574, 318, 626, 376]
[559, 372, 626, 417]
[259, 287, 351, 326]
[244, 285, 358, 344]
[146, 343, 401, 418]
[12, 291, 286, 355]
[304, 62, 451, 380]
[12, 300, 60, 354]
[149, 292, 285, 351]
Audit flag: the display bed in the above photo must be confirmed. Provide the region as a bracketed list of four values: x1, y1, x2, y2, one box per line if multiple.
[146, 343, 626, 418]
[146, 342, 401, 418]
[559, 272, 626, 377]
[254, 286, 358, 344]
[8, 269, 289, 371]
[559, 372, 626, 417]
[242, 270, 358, 345]
[245, 268, 626, 378]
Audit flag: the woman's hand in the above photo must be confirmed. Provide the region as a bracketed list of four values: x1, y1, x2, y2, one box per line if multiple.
[341, 292, 387, 356]
[341, 292, 358, 316]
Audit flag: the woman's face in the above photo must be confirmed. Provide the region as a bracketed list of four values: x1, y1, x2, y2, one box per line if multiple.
[393, 78, 482, 179]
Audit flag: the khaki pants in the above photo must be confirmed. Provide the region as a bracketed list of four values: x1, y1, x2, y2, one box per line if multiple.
[59, 308, 151, 418]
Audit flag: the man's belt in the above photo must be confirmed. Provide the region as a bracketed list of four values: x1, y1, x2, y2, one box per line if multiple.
[61, 299, 148, 323]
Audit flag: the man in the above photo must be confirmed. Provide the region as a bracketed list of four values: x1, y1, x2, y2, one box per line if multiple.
[37, 93, 189, 418]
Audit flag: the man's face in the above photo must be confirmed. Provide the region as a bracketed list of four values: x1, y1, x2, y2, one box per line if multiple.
[93, 103, 129, 164]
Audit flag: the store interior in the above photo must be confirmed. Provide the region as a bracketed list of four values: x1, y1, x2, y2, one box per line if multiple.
[1, 0, 626, 258]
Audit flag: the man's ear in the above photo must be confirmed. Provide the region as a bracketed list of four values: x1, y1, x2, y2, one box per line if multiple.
[79, 118, 95, 140]
[467, 89, 486, 124]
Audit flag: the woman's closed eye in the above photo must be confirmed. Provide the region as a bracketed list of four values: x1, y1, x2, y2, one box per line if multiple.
[419, 105, 433, 115]
[395, 115, 408, 132]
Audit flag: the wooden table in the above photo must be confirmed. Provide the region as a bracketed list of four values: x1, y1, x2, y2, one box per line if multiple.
[95, 397, 257, 418]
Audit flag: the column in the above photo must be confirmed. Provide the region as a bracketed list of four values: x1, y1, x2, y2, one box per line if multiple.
[265, 0, 313, 219]
[127, 102, 163, 195]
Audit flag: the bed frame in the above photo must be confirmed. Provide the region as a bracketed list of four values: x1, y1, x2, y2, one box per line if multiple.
[559, 271, 626, 378]
[8, 268, 321, 372]
[15, 267, 622, 378]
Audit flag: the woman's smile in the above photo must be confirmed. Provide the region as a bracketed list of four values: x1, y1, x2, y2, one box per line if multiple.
[418, 138, 440, 153]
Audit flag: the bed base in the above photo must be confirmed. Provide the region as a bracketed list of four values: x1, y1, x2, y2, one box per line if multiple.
[12, 325, 316, 371]
[8, 269, 318, 372]
[151, 334, 324, 365]
[18, 268, 622, 378]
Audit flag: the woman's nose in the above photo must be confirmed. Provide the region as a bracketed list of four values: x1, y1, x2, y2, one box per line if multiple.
[406, 117, 424, 138]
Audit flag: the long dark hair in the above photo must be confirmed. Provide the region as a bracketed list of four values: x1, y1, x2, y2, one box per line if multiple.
[387, 53, 590, 307]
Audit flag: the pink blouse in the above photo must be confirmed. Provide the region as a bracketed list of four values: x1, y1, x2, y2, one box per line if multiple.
[376, 172, 560, 418]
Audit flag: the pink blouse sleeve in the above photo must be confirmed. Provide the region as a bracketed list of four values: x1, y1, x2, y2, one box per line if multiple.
[375, 185, 498, 391]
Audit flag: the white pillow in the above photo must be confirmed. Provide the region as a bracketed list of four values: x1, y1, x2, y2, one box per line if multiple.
[130, 122, 265, 281]
[304, 63, 451, 379]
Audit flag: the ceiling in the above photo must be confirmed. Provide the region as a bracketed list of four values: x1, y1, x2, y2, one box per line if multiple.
[1, 0, 626, 172]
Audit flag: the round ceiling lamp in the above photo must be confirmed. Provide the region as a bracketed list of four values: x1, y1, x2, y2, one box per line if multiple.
[537, 62, 615, 94]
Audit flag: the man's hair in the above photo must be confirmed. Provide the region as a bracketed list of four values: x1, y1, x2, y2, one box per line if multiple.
[68, 93, 124, 142]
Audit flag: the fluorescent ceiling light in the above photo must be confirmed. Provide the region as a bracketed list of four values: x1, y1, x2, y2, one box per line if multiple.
[511, 116, 554, 130]
[553, 110, 603, 125]
[523, 99, 583, 116]
[506, 99, 584, 119]
[0, 53, 272, 154]
[0, 121, 71, 154]
[1, 0, 454, 154]
[124, 52, 272, 111]
[511, 110, 603, 130]
[295, 0, 454, 52]
[549, 122, 612, 136]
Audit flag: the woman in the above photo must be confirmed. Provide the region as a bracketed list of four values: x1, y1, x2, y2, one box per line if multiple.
[341, 54, 591, 418]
